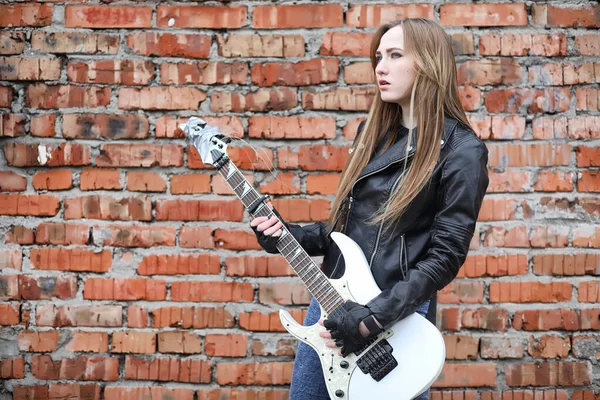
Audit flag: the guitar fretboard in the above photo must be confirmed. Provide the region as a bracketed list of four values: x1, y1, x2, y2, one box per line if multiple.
[216, 153, 344, 314]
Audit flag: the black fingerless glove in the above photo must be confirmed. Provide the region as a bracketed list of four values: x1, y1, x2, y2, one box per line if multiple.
[323, 300, 384, 357]
[251, 208, 288, 254]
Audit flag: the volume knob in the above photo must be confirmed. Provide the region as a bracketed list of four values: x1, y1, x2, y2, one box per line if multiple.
[340, 360, 349, 369]
[335, 390, 345, 398]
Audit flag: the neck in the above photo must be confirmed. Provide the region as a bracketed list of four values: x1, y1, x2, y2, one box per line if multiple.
[399, 102, 416, 129]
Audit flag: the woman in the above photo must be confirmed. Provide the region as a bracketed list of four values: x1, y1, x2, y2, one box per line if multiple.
[251, 18, 489, 399]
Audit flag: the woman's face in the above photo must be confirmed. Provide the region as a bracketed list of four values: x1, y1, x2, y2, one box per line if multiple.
[375, 26, 416, 106]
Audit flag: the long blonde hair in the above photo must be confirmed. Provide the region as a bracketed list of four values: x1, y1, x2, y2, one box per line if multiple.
[328, 18, 470, 231]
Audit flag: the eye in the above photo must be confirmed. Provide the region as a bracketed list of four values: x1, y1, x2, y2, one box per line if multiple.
[391, 52, 402, 59]
[375, 54, 382, 62]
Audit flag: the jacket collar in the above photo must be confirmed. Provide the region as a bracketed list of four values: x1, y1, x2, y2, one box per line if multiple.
[357, 117, 459, 179]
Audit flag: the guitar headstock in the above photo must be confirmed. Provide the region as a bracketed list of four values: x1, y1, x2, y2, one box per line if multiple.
[179, 117, 231, 167]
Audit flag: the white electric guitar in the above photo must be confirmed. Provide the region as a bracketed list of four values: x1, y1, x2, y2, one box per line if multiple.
[180, 117, 446, 400]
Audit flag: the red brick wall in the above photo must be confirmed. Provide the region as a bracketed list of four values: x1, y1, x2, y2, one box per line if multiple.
[1, 2, 599, 400]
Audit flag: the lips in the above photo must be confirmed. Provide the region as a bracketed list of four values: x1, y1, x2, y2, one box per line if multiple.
[378, 80, 390, 86]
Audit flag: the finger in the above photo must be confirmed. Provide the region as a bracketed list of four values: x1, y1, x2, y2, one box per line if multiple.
[318, 319, 324, 326]
[264, 222, 283, 236]
[257, 218, 278, 232]
[319, 331, 332, 339]
[326, 341, 338, 348]
[250, 216, 268, 227]
[266, 201, 273, 210]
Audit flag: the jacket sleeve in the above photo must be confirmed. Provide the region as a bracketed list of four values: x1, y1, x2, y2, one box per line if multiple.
[366, 137, 489, 329]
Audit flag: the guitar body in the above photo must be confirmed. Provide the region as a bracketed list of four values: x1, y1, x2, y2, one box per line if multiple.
[280, 232, 446, 400]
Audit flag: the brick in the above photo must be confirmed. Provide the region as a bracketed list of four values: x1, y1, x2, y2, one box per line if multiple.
[253, 5, 342, 28]
[155, 199, 243, 221]
[124, 356, 211, 383]
[477, 198, 518, 221]
[459, 254, 528, 278]
[451, 32, 475, 55]
[67, 332, 109, 353]
[576, 146, 600, 167]
[0, 114, 25, 137]
[0, 4, 53, 27]
[5, 142, 91, 167]
[139, 253, 220, 276]
[258, 282, 310, 305]
[252, 59, 338, 86]
[127, 32, 211, 58]
[156, 115, 244, 139]
[0, 86, 13, 107]
[105, 387, 193, 400]
[578, 171, 600, 193]
[31, 355, 118, 381]
[80, 168, 121, 190]
[0, 357, 24, 379]
[487, 170, 532, 193]
[438, 281, 485, 304]
[30, 248, 111, 273]
[118, 87, 206, 110]
[26, 84, 110, 109]
[18, 330, 59, 352]
[32, 31, 119, 54]
[576, 34, 600, 56]
[5, 226, 34, 245]
[305, 174, 341, 195]
[65, 195, 152, 221]
[443, 335, 479, 360]
[0, 304, 19, 325]
[460, 88, 482, 112]
[533, 253, 600, 276]
[65, 5, 152, 28]
[345, 62, 374, 84]
[505, 362, 590, 386]
[157, 331, 202, 354]
[127, 306, 148, 329]
[512, 309, 600, 331]
[126, 171, 166, 192]
[441, 4, 527, 26]
[302, 87, 375, 111]
[210, 88, 298, 113]
[170, 173, 210, 195]
[171, 281, 254, 303]
[48, 384, 101, 400]
[36, 305, 122, 327]
[533, 4, 600, 28]
[0, 194, 59, 216]
[0, 171, 26, 192]
[0, 249, 22, 271]
[112, 331, 156, 354]
[218, 34, 304, 57]
[35, 222, 89, 245]
[480, 338, 525, 359]
[32, 169, 72, 191]
[0, 32, 26, 54]
[0, 274, 19, 300]
[212, 173, 255, 196]
[251, 337, 296, 356]
[480, 33, 567, 56]
[249, 116, 336, 140]
[346, 4, 434, 27]
[240, 310, 305, 333]
[157, 5, 247, 29]
[161, 61, 247, 85]
[216, 362, 293, 385]
[462, 307, 509, 331]
[528, 335, 571, 358]
[457, 59, 523, 85]
[534, 171, 574, 192]
[485, 88, 570, 113]
[84, 277, 166, 301]
[279, 145, 350, 171]
[0, 57, 61, 80]
[226, 255, 293, 277]
[19, 275, 77, 300]
[320, 32, 372, 57]
[433, 363, 497, 387]
[488, 143, 571, 168]
[258, 173, 300, 195]
[205, 334, 248, 357]
[271, 198, 330, 222]
[152, 306, 234, 329]
[63, 113, 149, 140]
[579, 281, 600, 302]
[30, 114, 56, 137]
[577, 88, 600, 111]
[96, 143, 183, 167]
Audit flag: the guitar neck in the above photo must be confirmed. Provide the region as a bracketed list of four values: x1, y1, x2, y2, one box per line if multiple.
[215, 154, 344, 313]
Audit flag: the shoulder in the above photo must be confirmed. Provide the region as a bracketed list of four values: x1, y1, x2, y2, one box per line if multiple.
[443, 117, 488, 160]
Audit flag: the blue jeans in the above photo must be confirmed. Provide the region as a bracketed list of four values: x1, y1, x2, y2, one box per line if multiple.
[289, 298, 432, 400]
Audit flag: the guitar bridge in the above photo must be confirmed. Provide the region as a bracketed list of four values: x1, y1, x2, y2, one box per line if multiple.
[356, 339, 398, 382]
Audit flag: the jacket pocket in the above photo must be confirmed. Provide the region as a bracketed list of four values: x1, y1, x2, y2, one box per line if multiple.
[399, 234, 408, 280]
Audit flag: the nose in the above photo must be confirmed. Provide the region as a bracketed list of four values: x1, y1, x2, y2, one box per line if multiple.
[375, 59, 388, 77]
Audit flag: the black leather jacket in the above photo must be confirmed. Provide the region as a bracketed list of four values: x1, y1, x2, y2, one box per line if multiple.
[287, 117, 489, 327]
